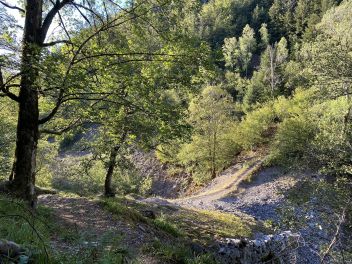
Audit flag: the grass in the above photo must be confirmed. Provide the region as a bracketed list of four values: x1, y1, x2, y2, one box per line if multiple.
[101, 196, 266, 246]
[143, 240, 217, 264]
[101, 197, 185, 237]
[0, 194, 52, 263]
[166, 207, 263, 244]
[100, 197, 148, 224]
[153, 213, 185, 237]
[0, 194, 130, 264]
[55, 232, 129, 264]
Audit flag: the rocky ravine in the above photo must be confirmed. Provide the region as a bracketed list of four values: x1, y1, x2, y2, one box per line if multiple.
[144, 157, 326, 264]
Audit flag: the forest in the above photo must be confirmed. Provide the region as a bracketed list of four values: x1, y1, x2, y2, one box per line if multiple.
[0, 0, 351, 263]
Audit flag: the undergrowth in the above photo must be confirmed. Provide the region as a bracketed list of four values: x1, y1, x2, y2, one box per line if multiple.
[0, 195, 52, 263]
[143, 240, 217, 264]
[0, 195, 130, 264]
[101, 197, 265, 246]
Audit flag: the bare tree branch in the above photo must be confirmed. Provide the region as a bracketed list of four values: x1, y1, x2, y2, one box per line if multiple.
[73, 52, 187, 64]
[41, 0, 73, 44]
[0, 1, 25, 13]
[321, 208, 347, 263]
[41, 39, 72, 47]
[0, 66, 20, 102]
[71, 2, 105, 25]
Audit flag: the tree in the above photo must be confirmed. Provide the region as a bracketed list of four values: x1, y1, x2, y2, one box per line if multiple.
[238, 24, 257, 77]
[262, 37, 289, 97]
[0, 0, 192, 206]
[67, 1, 204, 197]
[269, 0, 341, 43]
[178, 86, 239, 182]
[222, 37, 239, 70]
[1, 0, 73, 206]
[222, 24, 256, 77]
[269, 0, 296, 41]
[259, 23, 270, 48]
[299, 0, 352, 174]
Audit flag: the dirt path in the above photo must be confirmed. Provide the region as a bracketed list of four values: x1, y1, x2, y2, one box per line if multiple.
[143, 155, 297, 223]
[38, 195, 159, 263]
[37, 159, 318, 264]
[174, 160, 263, 206]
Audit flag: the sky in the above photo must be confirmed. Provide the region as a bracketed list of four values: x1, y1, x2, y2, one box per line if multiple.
[6, 6, 58, 42]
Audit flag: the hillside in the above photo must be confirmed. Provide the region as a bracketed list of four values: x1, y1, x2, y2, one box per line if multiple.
[1, 0, 352, 263]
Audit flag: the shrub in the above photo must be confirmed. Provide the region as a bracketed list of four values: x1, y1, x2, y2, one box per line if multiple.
[51, 156, 106, 196]
[270, 94, 352, 175]
[310, 98, 352, 175]
[0, 99, 16, 178]
[235, 102, 276, 150]
[269, 114, 317, 168]
[178, 86, 241, 183]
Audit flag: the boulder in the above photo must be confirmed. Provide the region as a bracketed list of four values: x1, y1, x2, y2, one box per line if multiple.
[0, 240, 25, 259]
[141, 210, 156, 219]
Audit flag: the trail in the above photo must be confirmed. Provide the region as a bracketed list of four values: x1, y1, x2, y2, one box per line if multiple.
[144, 157, 321, 264]
[174, 159, 263, 206]
[143, 155, 296, 222]
[38, 195, 160, 263]
[38, 157, 319, 264]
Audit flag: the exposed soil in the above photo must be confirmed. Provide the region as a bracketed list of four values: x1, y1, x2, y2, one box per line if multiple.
[38, 151, 324, 264]
[38, 195, 161, 263]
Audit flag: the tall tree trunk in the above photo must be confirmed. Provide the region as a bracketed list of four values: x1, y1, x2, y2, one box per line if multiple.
[10, 0, 43, 207]
[104, 131, 128, 197]
[104, 145, 119, 197]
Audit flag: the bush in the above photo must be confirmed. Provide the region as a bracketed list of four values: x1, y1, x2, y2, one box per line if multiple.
[310, 98, 352, 175]
[177, 86, 241, 183]
[269, 93, 352, 175]
[269, 114, 317, 168]
[36, 140, 58, 188]
[51, 156, 106, 196]
[235, 102, 276, 150]
[0, 99, 16, 179]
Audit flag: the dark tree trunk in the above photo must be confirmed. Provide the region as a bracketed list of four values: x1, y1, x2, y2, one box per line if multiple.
[104, 146, 119, 197]
[9, 0, 43, 207]
[104, 131, 127, 197]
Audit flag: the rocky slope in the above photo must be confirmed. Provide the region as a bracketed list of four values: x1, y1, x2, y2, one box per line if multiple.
[143, 154, 336, 264]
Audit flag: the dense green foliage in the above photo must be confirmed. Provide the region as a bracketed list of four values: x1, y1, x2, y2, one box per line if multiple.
[1, 0, 352, 262]
[0, 98, 16, 178]
[178, 86, 239, 183]
[180, 0, 351, 181]
[1, 0, 349, 187]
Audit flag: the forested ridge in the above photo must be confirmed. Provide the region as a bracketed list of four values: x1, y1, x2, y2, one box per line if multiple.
[0, 0, 351, 263]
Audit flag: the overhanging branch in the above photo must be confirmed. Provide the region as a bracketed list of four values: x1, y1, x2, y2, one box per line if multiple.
[40, 118, 83, 135]
[0, 66, 20, 103]
[41, 40, 73, 47]
[0, 1, 25, 13]
[41, 0, 73, 44]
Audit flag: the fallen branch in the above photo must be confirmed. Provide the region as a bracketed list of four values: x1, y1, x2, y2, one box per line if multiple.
[321, 207, 347, 263]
